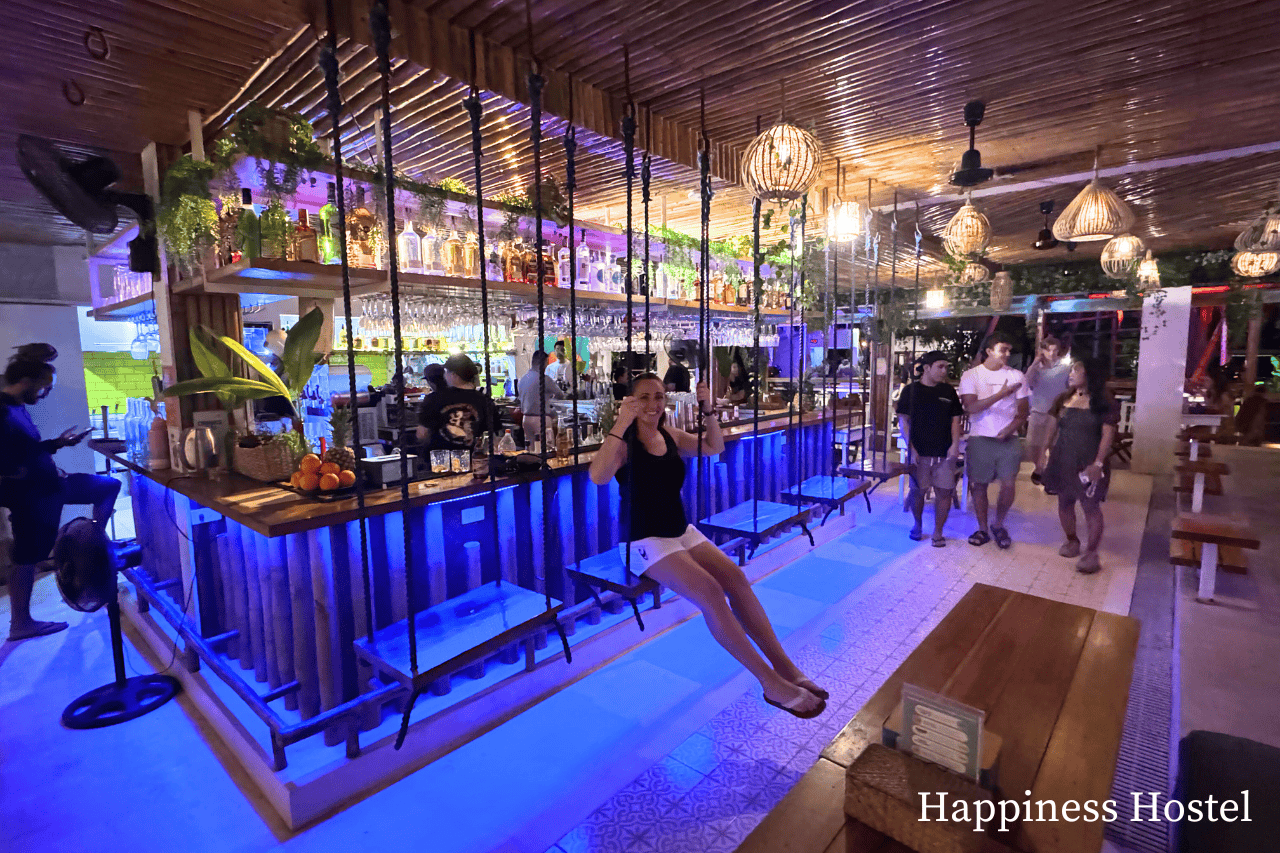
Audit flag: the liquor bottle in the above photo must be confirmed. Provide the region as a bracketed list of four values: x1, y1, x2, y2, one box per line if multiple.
[397, 207, 423, 273]
[318, 183, 340, 263]
[292, 209, 320, 262]
[576, 229, 591, 289]
[485, 242, 503, 281]
[347, 188, 378, 269]
[238, 188, 260, 260]
[557, 238, 572, 287]
[541, 240, 558, 287]
[443, 226, 464, 276]
[504, 241, 524, 283]
[463, 231, 480, 278]
[589, 249, 606, 292]
[609, 250, 624, 294]
[521, 240, 538, 284]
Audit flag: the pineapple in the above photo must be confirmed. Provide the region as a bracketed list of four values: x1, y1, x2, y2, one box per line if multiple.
[324, 408, 357, 470]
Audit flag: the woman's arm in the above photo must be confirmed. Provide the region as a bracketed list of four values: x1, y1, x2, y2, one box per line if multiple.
[1085, 423, 1117, 482]
[672, 383, 725, 456]
[588, 397, 639, 484]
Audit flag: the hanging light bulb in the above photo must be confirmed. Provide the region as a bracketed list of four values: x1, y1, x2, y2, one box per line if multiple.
[742, 122, 822, 206]
[942, 194, 991, 258]
[1099, 234, 1146, 279]
[1137, 250, 1161, 289]
[1231, 250, 1280, 278]
[827, 200, 862, 242]
[924, 288, 946, 309]
[1053, 151, 1134, 242]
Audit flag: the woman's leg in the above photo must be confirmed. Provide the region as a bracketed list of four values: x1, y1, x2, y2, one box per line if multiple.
[643, 550, 821, 712]
[1057, 494, 1078, 541]
[1080, 497, 1105, 555]
[686, 542, 817, 689]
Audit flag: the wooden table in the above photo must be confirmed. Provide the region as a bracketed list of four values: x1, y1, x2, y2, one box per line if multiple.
[736, 584, 1140, 853]
[1171, 514, 1261, 602]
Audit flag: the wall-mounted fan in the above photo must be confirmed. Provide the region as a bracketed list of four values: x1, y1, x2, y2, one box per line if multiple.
[950, 101, 995, 188]
[17, 135, 158, 273]
[52, 517, 179, 729]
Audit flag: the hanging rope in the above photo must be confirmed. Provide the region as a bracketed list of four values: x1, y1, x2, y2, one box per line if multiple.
[319, 0, 374, 646]
[696, 90, 712, 526]
[370, 0, 416, 678]
[797, 195, 808, 488]
[620, 48, 637, 584]
[751, 192, 763, 533]
[565, 79, 580, 466]
[787, 210, 797, 492]
[642, 111, 652, 359]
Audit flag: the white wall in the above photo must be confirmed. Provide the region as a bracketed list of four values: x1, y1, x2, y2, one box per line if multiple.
[1131, 286, 1192, 475]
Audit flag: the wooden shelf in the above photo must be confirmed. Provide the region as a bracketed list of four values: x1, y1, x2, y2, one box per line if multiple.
[173, 259, 792, 316]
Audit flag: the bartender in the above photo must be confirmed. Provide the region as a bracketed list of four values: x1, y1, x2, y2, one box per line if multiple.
[416, 354, 498, 452]
[517, 349, 563, 444]
[1, 345, 121, 641]
[720, 352, 751, 406]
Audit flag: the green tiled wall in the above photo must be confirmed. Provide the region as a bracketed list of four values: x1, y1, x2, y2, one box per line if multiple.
[330, 353, 389, 386]
[82, 352, 161, 414]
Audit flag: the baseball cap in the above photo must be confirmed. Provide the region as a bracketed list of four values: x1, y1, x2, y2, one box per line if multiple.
[443, 353, 479, 383]
[917, 350, 949, 367]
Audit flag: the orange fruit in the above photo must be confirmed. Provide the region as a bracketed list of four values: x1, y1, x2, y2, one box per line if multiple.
[319, 472, 340, 491]
[337, 470, 357, 487]
[299, 454, 322, 474]
[319, 461, 340, 476]
[290, 472, 301, 488]
[299, 473, 320, 491]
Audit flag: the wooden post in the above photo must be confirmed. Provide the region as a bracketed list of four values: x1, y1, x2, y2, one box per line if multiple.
[1243, 316, 1263, 389]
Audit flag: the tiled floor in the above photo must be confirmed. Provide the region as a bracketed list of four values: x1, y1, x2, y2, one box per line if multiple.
[2, 463, 1152, 853]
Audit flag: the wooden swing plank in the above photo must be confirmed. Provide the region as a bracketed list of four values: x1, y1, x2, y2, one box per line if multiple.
[353, 583, 562, 692]
[779, 474, 871, 507]
[698, 500, 811, 541]
[837, 460, 907, 481]
[567, 548, 657, 596]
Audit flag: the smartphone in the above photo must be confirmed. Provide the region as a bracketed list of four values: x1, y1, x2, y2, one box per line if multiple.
[75, 428, 94, 440]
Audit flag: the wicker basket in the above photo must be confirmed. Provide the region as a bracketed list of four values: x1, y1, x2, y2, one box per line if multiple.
[233, 439, 295, 482]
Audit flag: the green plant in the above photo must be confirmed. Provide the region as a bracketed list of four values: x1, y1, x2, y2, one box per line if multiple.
[258, 198, 291, 258]
[438, 177, 468, 195]
[157, 156, 219, 269]
[211, 102, 327, 200]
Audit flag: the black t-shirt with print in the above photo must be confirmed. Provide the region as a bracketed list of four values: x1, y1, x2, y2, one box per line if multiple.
[417, 387, 497, 451]
[895, 381, 963, 457]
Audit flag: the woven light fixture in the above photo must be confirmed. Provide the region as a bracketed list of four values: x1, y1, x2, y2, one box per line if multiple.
[1053, 153, 1134, 242]
[1099, 234, 1145, 279]
[961, 260, 990, 285]
[989, 271, 1013, 311]
[1233, 208, 1280, 253]
[827, 200, 862, 242]
[942, 195, 991, 258]
[1231, 250, 1280, 278]
[1137, 250, 1160, 289]
[742, 122, 822, 206]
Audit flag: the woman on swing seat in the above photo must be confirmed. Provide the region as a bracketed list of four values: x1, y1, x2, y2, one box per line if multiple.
[589, 373, 827, 719]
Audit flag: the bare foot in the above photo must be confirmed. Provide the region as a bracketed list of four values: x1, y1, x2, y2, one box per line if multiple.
[7, 620, 69, 642]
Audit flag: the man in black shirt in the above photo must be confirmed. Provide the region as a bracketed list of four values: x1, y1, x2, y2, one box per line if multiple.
[416, 354, 498, 452]
[896, 351, 964, 547]
[663, 348, 691, 393]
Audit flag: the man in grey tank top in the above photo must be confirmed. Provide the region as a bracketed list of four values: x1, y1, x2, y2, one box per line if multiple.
[1024, 335, 1070, 487]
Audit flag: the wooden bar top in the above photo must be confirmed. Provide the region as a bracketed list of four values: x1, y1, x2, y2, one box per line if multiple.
[94, 410, 835, 538]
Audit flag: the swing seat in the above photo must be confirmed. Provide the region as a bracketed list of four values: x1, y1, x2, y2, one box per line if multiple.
[779, 474, 872, 524]
[353, 583, 564, 695]
[697, 500, 814, 561]
[567, 550, 660, 631]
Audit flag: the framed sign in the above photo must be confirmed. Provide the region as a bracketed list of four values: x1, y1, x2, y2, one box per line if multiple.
[900, 684, 984, 781]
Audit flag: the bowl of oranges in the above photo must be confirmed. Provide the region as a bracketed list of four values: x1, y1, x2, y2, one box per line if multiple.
[289, 451, 358, 496]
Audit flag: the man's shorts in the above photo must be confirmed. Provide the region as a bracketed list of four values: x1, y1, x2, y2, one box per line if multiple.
[910, 456, 958, 492]
[7, 473, 120, 565]
[966, 436, 1023, 485]
[618, 524, 713, 574]
[1026, 411, 1055, 449]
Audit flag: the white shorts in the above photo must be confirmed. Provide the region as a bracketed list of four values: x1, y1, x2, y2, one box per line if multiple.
[618, 524, 712, 574]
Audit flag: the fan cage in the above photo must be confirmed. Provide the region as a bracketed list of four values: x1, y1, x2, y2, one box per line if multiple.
[1100, 234, 1146, 279]
[1052, 178, 1135, 242]
[1231, 250, 1280, 278]
[742, 122, 822, 206]
[942, 200, 991, 257]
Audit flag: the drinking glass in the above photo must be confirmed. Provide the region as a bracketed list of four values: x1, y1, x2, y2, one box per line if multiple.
[430, 450, 449, 474]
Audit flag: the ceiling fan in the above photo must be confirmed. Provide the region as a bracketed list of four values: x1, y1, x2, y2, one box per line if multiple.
[1031, 200, 1076, 252]
[950, 100, 995, 188]
[17, 135, 158, 273]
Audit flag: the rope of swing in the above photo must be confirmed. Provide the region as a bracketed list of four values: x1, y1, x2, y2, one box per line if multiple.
[565, 80, 580, 466]
[621, 47, 637, 584]
[787, 206, 797, 493]
[751, 116, 763, 533]
[797, 196, 808, 490]
[697, 91, 711, 524]
[642, 114, 652, 360]
[318, 1, 374, 646]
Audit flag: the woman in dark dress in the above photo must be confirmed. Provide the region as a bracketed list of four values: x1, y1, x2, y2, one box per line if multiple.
[1042, 357, 1120, 574]
[588, 373, 827, 718]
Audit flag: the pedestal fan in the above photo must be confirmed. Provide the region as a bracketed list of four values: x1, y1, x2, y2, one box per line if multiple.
[52, 517, 180, 729]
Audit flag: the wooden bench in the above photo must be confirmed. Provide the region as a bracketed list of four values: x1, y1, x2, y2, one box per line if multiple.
[1174, 460, 1228, 512]
[736, 584, 1140, 853]
[1171, 514, 1261, 602]
[1169, 538, 1249, 574]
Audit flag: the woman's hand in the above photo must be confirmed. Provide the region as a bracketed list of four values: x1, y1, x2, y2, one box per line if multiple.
[1084, 461, 1104, 483]
[695, 382, 712, 414]
[614, 396, 643, 432]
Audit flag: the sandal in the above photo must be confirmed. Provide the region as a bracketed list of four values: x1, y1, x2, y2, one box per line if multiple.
[968, 530, 991, 547]
[992, 527, 1013, 549]
[908, 527, 925, 541]
[1076, 552, 1101, 574]
[6, 620, 68, 642]
[1059, 537, 1081, 558]
[794, 678, 830, 700]
[932, 535, 947, 548]
[764, 688, 826, 719]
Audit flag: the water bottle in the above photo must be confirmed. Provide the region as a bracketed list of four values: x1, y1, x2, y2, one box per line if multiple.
[497, 428, 518, 456]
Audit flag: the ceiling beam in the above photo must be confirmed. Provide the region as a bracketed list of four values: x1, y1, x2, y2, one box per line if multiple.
[310, 0, 742, 186]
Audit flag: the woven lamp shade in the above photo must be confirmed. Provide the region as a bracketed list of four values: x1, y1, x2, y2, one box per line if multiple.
[1233, 210, 1280, 253]
[827, 200, 862, 242]
[942, 199, 991, 257]
[989, 271, 1012, 311]
[1099, 234, 1146, 279]
[1137, 250, 1160, 289]
[742, 122, 822, 206]
[1052, 178, 1135, 242]
[961, 261, 990, 285]
[1231, 250, 1280, 278]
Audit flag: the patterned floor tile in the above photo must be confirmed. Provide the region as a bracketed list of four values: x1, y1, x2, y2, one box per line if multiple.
[628, 755, 706, 796]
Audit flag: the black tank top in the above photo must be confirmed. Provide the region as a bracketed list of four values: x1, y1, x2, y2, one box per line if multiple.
[615, 425, 689, 540]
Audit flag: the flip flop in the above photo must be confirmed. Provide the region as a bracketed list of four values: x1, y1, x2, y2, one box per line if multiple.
[992, 527, 1013, 549]
[794, 678, 830, 700]
[968, 530, 991, 547]
[932, 535, 947, 548]
[764, 688, 826, 720]
[7, 620, 68, 642]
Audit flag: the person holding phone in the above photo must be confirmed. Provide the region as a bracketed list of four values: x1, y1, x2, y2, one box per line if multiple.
[1, 347, 121, 641]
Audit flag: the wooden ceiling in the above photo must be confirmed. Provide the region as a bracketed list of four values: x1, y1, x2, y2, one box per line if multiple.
[4, 0, 1280, 274]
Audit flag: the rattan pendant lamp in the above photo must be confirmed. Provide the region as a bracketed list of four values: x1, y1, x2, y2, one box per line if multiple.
[827, 162, 861, 243]
[1231, 250, 1280, 278]
[1234, 183, 1280, 253]
[742, 83, 822, 205]
[1099, 234, 1146, 279]
[1053, 149, 1134, 242]
[942, 193, 991, 258]
[1137, 250, 1161, 289]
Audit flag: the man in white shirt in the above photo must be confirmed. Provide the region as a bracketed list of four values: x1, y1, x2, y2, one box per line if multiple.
[544, 340, 571, 389]
[517, 349, 563, 442]
[959, 332, 1031, 549]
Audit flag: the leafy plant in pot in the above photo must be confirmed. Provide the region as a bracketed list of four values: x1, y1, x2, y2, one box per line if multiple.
[157, 155, 219, 280]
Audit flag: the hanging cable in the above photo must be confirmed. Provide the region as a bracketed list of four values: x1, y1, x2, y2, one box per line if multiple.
[370, 0, 416, 676]
[319, 0, 374, 645]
